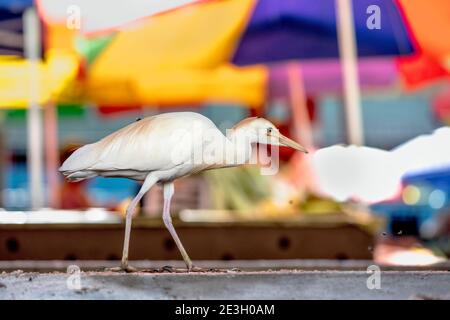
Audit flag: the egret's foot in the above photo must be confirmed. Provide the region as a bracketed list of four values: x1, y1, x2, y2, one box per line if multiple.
[145, 265, 241, 273]
[189, 266, 241, 273]
[138, 265, 186, 273]
[183, 259, 193, 272]
[162, 265, 175, 273]
[159, 265, 187, 273]
[190, 266, 212, 273]
[105, 265, 138, 273]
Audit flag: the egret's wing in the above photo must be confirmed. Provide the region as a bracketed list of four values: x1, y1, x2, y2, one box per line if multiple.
[92, 116, 189, 171]
[60, 112, 219, 173]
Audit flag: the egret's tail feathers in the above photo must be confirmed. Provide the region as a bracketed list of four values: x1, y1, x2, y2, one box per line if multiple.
[63, 170, 97, 182]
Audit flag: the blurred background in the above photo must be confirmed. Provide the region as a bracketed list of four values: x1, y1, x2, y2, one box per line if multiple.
[0, 0, 449, 268]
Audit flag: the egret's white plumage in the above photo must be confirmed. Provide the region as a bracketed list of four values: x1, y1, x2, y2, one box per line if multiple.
[61, 112, 219, 181]
[60, 111, 307, 271]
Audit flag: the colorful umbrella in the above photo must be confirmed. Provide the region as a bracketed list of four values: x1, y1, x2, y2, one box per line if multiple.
[396, 0, 450, 88]
[59, 0, 267, 107]
[52, 0, 414, 109]
[232, 0, 414, 65]
[41, 0, 450, 108]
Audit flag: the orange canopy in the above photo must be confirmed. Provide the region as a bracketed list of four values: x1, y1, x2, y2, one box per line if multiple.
[397, 0, 450, 88]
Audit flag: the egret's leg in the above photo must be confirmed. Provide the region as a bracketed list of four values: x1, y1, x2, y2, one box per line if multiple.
[162, 182, 193, 271]
[119, 174, 158, 271]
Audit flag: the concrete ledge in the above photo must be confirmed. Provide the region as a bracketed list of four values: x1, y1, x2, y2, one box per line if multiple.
[1, 269, 449, 300]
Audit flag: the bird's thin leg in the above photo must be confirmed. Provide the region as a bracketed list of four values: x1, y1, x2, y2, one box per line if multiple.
[115, 174, 157, 272]
[162, 182, 193, 271]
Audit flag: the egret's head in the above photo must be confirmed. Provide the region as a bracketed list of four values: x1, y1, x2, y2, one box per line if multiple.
[232, 117, 308, 153]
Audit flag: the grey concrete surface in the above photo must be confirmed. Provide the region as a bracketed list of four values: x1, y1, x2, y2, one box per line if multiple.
[1, 270, 449, 300]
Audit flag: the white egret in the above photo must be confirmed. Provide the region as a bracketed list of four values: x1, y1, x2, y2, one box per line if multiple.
[60, 112, 307, 271]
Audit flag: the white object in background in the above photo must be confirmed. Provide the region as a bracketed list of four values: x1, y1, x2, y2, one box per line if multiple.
[312, 145, 403, 203]
[382, 249, 445, 266]
[312, 127, 450, 204]
[391, 126, 450, 176]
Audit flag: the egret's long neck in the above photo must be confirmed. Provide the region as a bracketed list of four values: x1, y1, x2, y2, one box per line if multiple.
[223, 128, 254, 166]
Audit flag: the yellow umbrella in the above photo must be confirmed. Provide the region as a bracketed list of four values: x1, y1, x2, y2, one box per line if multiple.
[88, 64, 265, 106]
[0, 50, 78, 109]
[84, 0, 267, 107]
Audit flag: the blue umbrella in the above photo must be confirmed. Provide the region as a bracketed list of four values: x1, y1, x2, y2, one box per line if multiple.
[232, 0, 415, 65]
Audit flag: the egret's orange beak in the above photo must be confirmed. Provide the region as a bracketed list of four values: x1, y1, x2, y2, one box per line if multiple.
[272, 131, 308, 153]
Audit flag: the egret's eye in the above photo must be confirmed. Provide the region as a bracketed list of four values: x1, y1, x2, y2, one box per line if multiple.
[267, 127, 273, 135]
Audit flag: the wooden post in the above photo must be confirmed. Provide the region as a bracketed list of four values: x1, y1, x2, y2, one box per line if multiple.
[335, 0, 364, 145]
[287, 63, 319, 193]
[287, 63, 314, 149]
[44, 103, 60, 208]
